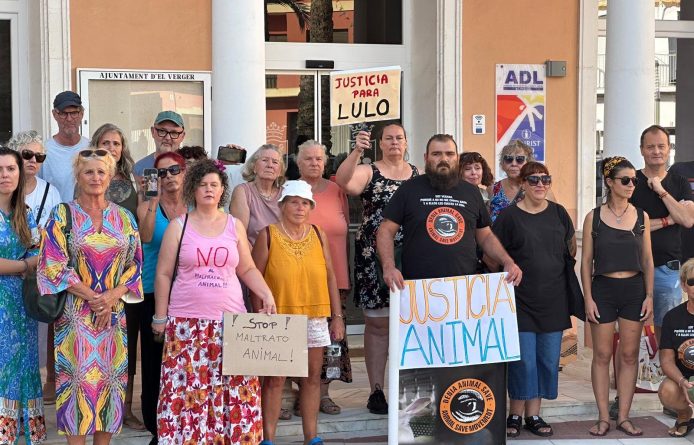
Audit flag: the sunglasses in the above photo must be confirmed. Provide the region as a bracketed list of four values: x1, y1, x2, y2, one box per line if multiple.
[614, 176, 638, 186]
[687, 278, 694, 287]
[20, 149, 47, 163]
[503, 155, 526, 164]
[526, 175, 552, 186]
[157, 165, 182, 177]
[78, 149, 109, 158]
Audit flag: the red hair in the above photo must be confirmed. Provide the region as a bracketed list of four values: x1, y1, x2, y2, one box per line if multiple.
[155, 151, 186, 169]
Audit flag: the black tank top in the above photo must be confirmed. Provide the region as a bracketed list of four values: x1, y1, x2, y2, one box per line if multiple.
[592, 206, 644, 276]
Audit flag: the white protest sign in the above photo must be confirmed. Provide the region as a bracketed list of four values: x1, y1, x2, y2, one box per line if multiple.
[330, 66, 401, 126]
[222, 313, 308, 377]
[398, 272, 520, 370]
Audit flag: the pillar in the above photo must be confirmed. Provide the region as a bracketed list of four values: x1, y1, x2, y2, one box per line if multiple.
[603, 0, 654, 166]
[211, 0, 266, 157]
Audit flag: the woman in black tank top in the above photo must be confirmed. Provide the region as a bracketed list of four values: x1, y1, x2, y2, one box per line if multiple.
[581, 156, 654, 437]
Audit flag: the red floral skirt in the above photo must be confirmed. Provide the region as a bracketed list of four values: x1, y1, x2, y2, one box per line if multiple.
[157, 317, 262, 444]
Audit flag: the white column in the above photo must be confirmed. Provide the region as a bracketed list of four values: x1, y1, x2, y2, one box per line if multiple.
[436, 0, 463, 144]
[211, 0, 266, 157]
[603, 0, 654, 167]
[40, 0, 72, 137]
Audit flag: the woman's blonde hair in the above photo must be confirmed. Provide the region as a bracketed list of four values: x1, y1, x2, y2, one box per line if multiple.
[680, 258, 694, 286]
[241, 144, 286, 186]
[72, 150, 117, 183]
[498, 140, 534, 167]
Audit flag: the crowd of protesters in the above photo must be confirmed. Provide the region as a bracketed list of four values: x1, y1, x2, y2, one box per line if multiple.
[3, 89, 694, 445]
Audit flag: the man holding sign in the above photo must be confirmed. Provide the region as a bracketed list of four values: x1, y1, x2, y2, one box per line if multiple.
[376, 134, 521, 444]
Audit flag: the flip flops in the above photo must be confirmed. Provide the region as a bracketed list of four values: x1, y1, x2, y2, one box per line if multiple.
[616, 418, 642, 437]
[588, 419, 610, 437]
[669, 419, 694, 438]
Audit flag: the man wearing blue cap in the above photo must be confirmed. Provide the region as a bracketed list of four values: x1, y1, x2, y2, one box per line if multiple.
[133, 110, 186, 178]
[40, 91, 90, 200]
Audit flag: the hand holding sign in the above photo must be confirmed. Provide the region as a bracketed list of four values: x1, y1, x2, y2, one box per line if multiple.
[331, 67, 401, 127]
[354, 130, 372, 153]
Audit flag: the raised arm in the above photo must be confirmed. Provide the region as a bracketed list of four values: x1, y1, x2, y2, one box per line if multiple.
[335, 131, 373, 196]
[136, 195, 159, 243]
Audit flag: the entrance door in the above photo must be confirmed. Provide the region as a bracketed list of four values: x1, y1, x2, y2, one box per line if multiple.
[0, 15, 17, 144]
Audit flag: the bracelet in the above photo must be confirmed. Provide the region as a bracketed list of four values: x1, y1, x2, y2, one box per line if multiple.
[659, 191, 670, 199]
[152, 315, 167, 324]
[331, 314, 345, 320]
[662, 217, 669, 228]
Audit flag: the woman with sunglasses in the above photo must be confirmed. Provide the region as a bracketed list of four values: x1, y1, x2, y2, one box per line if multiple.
[135, 152, 187, 443]
[8, 131, 63, 404]
[491, 162, 576, 438]
[489, 140, 533, 221]
[0, 146, 45, 443]
[658, 258, 694, 437]
[37, 148, 143, 444]
[90, 123, 146, 431]
[581, 156, 653, 437]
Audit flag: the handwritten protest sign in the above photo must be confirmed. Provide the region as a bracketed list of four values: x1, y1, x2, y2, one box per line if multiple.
[222, 313, 308, 377]
[330, 66, 401, 126]
[398, 272, 520, 369]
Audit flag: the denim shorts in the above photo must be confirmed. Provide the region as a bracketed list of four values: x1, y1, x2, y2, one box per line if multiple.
[508, 331, 563, 400]
[653, 264, 684, 326]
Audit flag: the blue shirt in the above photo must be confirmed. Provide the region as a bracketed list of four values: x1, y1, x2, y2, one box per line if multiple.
[142, 204, 169, 293]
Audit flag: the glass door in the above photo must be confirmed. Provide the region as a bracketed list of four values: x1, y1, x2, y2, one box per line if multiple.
[0, 16, 15, 144]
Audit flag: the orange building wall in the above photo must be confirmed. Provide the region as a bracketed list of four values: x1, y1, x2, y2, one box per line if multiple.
[462, 0, 580, 220]
[70, 0, 212, 81]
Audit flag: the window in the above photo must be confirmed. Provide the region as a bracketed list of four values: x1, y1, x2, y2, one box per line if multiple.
[78, 70, 211, 162]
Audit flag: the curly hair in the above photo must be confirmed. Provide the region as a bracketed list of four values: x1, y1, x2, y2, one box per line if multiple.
[182, 158, 230, 209]
[241, 144, 286, 186]
[498, 140, 534, 167]
[459, 151, 494, 186]
[7, 130, 43, 152]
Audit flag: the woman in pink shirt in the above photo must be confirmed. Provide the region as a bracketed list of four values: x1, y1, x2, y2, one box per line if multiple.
[297, 140, 352, 416]
[152, 159, 276, 444]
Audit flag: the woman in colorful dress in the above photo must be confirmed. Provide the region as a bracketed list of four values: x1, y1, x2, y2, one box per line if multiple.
[297, 140, 352, 415]
[37, 148, 143, 444]
[153, 159, 276, 444]
[252, 180, 345, 445]
[0, 146, 45, 444]
[335, 123, 418, 414]
[90, 122, 146, 432]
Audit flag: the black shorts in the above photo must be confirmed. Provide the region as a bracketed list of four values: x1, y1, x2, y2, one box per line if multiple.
[591, 273, 646, 323]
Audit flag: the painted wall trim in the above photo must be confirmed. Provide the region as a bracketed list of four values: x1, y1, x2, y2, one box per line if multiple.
[437, 0, 463, 143]
[40, 0, 71, 137]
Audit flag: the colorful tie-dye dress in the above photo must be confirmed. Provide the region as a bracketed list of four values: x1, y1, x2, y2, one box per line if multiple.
[0, 209, 46, 444]
[37, 202, 143, 436]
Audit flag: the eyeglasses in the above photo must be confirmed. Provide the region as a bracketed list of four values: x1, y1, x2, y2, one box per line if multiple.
[55, 110, 82, 119]
[78, 149, 109, 158]
[20, 149, 47, 163]
[503, 155, 526, 164]
[687, 278, 694, 286]
[526, 175, 552, 186]
[614, 176, 638, 186]
[155, 128, 184, 139]
[157, 165, 182, 177]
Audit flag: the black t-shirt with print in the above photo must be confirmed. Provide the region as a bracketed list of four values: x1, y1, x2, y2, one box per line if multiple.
[629, 170, 693, 266]
[660, 302, 694, 379]
[382, 175, 491, 280]
[669, 161, 694, 261]
[492, 201, 574, 332]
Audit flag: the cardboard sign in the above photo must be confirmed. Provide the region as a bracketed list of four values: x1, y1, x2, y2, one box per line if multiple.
[222, 313, 308, 377]
[388, 273, 520, 445]
[330, 66, 401, 126]
[495, 63, 546, 176]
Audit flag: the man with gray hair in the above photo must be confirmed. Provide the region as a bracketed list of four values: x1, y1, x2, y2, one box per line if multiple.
[133, 110, 186, 177]
[40, 91, 90, 200]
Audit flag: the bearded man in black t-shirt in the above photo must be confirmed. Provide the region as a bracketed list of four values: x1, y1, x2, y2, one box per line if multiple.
[376, 133, 521, 290]
[630, 125, 694, 344]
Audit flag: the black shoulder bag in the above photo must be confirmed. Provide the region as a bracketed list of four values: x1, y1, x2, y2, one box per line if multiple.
[23, 202, 72, 323]
[558, 204, 586, 321]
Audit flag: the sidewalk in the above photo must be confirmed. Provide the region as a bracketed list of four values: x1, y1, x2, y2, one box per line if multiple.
[29, 349, 693, 444]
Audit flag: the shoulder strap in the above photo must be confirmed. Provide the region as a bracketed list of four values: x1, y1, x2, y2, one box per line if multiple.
[62, 202, 72, 234]
[635, 208, 645, 235]
[591, 206, 601, 238]
[36, 183, 50, 224]
[266, 225, 271, 250]
[312, 224, 324, 247]
[169, 213, 189, 296]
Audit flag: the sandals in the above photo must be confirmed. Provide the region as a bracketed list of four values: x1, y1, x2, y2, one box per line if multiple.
[616, 418, 642, 437]
[523, 415, 553, 437]
[307, 438, 324, 445]
[506, 414, 522, 438]
[278, 408, 292, 421]
[669, 419, 694, 438]
[319, 397, 341, 415]
[589, 419, 610, 437]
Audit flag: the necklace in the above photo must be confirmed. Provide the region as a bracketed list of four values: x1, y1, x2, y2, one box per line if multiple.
[607, 203, 629, 223]
[78, 202, 107, 212]
[254, 182, 276, 201]
[280, 221, 307, 240]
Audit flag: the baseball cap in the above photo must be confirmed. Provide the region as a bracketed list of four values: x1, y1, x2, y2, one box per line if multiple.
[279, 180, 316, 208]
[53, 91, 82, 111]
[153, 110, 185, 129]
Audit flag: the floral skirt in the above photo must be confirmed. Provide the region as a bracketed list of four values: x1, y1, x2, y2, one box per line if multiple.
[157, 317, 262, 444]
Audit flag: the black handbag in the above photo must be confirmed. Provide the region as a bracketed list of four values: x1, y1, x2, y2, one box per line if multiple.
[23, 202, 72, 323]
[555, 203, 586, 321]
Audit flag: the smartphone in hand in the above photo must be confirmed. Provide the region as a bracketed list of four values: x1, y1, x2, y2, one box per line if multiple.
[143, 168, 159, 197]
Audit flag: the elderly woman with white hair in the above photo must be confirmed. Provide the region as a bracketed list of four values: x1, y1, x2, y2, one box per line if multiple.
[252, 180, 345, 445]
[296, 140, 352, 415]
[37, 148, 143, 444]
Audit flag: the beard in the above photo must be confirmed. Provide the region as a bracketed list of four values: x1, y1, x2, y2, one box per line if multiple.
[426, 161, 460, 190]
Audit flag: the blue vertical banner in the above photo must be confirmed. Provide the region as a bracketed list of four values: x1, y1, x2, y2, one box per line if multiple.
[495, 64, 546, 176]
